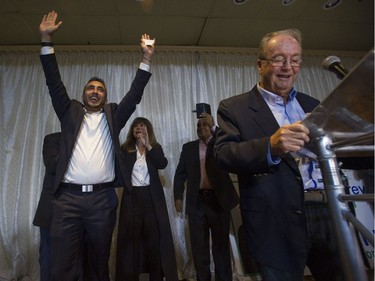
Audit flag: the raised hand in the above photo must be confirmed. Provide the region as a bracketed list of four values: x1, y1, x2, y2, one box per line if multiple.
[140, 34, 155, 63]
[136, 126, 152, 151]
[199, 112, 215, 128]
[39, 11, 63, 42]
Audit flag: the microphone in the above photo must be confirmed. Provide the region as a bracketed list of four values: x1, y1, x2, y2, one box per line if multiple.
[322, 56, 349, 80]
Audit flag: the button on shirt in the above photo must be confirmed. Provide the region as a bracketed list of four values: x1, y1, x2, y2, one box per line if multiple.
[131, 146, 150, 187]
[64, 109, 115, 184]
[258, 84, 323, 190]
[258, 85, 305, 126]
[199, 138, 212, 189]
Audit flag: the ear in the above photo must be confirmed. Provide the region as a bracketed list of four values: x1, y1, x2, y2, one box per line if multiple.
[257, 60, 263, 72]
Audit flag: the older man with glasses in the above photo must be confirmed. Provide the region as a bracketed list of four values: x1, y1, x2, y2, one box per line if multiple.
[215, 29, 343, 281]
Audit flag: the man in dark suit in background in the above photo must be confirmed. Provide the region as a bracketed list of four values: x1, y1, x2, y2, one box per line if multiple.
[214, 29, 343, 281]
[38, 11, 154, 281]
[33, 132, 60, 281]
[174, 112, 239, 281]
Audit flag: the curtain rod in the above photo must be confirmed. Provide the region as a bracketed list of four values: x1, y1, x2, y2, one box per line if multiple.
[0, 44, 367, 57]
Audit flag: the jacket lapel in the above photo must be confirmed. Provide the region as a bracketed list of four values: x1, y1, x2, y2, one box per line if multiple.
[249, 88, 301, 174]
[103, 104, 114, 136]
[249, 88, 280, 137]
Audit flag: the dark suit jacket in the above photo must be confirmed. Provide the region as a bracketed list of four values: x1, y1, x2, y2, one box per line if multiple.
[33, 132, 61, 227]
[116, 144, 178, 281]
[215, 86, 319, 272]
[174, 135, 239, 216]
[40, 54, 151, 192]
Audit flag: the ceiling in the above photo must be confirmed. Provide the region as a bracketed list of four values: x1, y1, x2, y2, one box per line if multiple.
[0, 0, 374, 52]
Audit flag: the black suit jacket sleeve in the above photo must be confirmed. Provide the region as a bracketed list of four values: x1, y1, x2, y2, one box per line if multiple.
[173, 143, 189, 201]
[43, 132, 61, 174]
[33, 132, 61, 227]
[206, 136, 239, 210]
[146, 144, 168, 169]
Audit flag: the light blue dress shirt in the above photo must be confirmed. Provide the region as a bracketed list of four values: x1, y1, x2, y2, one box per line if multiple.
[257, 84, 323, 189]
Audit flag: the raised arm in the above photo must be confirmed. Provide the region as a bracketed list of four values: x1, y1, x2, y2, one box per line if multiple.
[39, 10, 63, 42]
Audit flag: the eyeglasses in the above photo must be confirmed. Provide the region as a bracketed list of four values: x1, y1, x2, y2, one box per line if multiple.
[260, 57, 302, 67]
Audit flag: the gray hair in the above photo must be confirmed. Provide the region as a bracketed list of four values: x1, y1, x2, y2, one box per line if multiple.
[258, 29, 302, 59]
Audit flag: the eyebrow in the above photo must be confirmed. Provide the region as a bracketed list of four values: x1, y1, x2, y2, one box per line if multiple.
[86, 85, 105, 90]
[271, 54, 301, 59]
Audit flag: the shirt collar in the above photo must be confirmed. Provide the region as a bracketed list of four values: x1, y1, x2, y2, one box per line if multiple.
[257, 83, 297, 106]
[199, 136, 212, 145]
[83, 107, 104, 114]
[136, 145, 146, 158]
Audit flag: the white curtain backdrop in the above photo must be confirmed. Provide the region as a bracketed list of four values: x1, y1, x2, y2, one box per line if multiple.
[0, 46, 364, 281]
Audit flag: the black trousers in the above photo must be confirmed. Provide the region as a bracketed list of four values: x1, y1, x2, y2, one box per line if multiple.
[305, 201, 344, 281]
[50, 187, 118, 281]
[188, 191, 232, 281]
[115, 186, 165, 281]
[39, 227, 52, 281]
[132, 187, 163, 281]
[39, 227, 89, 281]
[258, 201, 344, 281]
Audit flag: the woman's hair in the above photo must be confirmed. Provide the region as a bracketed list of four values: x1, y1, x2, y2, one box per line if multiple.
[258, 28, 302, 60]
[122, 117, 158, 152]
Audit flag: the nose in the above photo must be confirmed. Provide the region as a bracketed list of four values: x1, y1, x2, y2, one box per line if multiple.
[281, 60, 294, 68]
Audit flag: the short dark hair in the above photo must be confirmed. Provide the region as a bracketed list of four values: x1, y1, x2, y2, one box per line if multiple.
[87, 77, 106, 86]
[83, 76, 107, 95]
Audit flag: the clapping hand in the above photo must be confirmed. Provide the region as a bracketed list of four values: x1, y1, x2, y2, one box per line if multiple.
[199, 112, 215, 128]
[136, 126, 152, 151]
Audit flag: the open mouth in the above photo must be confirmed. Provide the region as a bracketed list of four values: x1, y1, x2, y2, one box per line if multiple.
[278, 74, 291, 79]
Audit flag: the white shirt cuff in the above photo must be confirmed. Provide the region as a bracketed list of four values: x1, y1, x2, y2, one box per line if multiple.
[139, 62, 151, 73]
[40, 46, 54, 55]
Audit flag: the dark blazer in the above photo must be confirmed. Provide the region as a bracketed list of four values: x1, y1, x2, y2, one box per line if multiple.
[116, 144, 178, 281]
[174, 135, 239, 216]
[40, 54, 151, 192]
[33, 132, 61, 227]
[215, 86, 319, 272]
